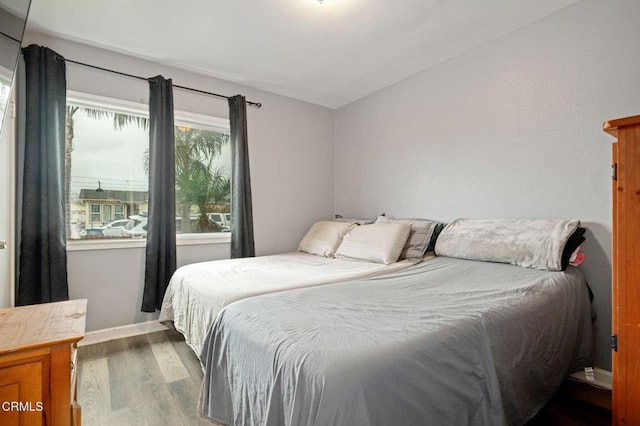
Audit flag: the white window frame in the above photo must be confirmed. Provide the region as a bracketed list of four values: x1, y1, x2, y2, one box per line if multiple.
[66, 91, 231, 251]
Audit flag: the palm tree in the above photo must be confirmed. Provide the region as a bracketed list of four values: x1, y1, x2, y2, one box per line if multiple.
[178, 164, 230, 231]
[142, 126, 230, 233]
[173, 126, 229, 232]
[83, 109, 148, 130]
[210, 169, 231, 206]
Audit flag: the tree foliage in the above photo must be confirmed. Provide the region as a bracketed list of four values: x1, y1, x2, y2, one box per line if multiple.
[173, 126, 230, 232]
[83, 108, 149, 131]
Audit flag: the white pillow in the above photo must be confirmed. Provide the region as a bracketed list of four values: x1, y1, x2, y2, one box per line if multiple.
[375, 216, 439, 260]
[434, 218, 580, 271]
[298, 221, 355, 257]
[335, 222, 411, 264]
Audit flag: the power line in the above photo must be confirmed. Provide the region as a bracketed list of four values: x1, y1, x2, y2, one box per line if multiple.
[71, 175, 147, 184]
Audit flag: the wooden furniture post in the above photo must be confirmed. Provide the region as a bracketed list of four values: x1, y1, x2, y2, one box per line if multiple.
[603, 114, 640, 425]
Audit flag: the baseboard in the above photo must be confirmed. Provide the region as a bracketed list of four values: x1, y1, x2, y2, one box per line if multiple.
[569, 367, 612, 390]
[79, 320, 169, 347]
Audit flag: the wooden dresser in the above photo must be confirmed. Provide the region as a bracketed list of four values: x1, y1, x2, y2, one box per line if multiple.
[0, 299, 87, 426]
[603, 114, 640, 425]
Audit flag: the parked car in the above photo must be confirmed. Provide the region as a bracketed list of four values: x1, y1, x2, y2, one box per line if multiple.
[121, 215, 148, 238]
[101, 219, 131, 237]
[80, 219, 131, 238]
[94, 214, 224, 238]
[207, 212, 231, 231]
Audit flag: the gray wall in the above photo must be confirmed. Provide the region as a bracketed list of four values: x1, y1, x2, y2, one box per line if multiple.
[334, 0, 640, 370]
[0, 3, 27, 71]
[21, 31, 336, 332]
[66, 243, 231, 331]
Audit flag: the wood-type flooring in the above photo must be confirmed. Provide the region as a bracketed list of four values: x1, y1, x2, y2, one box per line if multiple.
[78, 329, 611, 426]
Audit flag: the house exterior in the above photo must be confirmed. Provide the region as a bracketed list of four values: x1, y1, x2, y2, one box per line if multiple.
[78, 188, 148, 228]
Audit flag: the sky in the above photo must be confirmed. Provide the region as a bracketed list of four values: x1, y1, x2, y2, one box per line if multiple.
[71, 109, 149, 197]
[70, 107, 231, 201]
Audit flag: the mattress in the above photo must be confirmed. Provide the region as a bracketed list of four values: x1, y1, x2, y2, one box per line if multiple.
[159, 251, 418, 356]
[199, 256, 593, 426]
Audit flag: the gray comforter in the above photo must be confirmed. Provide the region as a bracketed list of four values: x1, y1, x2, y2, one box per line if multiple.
[199, 257, 593, 426]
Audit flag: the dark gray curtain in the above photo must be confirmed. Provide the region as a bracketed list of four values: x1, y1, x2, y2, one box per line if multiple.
[142, 75, 176, 312]
[228, 95, 255, 258]
[16, 45, 68, 305]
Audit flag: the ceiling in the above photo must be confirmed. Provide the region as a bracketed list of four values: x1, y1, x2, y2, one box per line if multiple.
[26, 0, 580, 109]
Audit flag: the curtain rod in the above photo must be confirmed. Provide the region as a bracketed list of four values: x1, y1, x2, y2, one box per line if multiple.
[62, 56, 262, 108]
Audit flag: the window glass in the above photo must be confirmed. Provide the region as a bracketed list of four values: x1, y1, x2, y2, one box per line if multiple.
[0, 82, 9, 128]
[89, 204, 101, 224]
[114, 204, 125, 220]
[66, 98, 231, 241]
[174, 125, 231, 234]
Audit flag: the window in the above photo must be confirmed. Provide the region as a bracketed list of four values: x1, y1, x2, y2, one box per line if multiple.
[114, 204, 125, 220]
[89, 204, 101, 224]
[66, 93, 231, 242]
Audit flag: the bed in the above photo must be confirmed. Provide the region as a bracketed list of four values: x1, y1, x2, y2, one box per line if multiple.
[198, 219, 592, 426]
[160, 218, 441, 356]
[159, 251, 421, 356]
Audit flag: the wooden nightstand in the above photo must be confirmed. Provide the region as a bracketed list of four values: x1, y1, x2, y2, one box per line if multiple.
[528, 378, 612, 425]
[0, 299, 87, 426]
